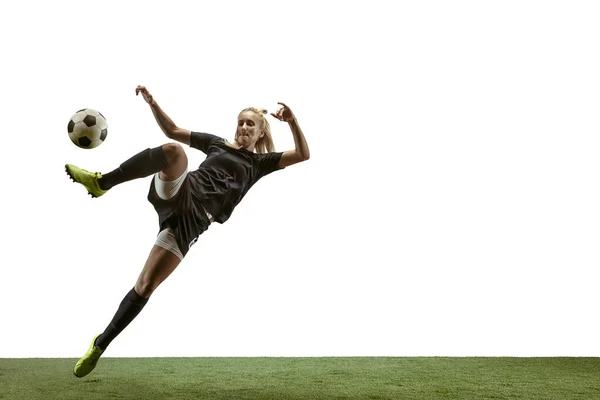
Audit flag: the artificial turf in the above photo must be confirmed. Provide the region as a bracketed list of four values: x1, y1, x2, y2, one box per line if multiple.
[1, 357, 599, 399]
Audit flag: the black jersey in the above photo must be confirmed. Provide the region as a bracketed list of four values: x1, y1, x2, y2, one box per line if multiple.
[147, 131, 284, 257]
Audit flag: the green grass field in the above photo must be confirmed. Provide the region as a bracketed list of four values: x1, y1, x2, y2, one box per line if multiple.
[1, 357, 599, 399]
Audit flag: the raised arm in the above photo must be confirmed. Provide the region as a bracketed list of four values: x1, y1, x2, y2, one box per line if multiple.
[135, 85, 191, 145]
[271, 102, 310, 168]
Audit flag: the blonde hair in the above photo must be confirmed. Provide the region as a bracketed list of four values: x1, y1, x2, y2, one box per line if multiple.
[227, 107, 275, 154]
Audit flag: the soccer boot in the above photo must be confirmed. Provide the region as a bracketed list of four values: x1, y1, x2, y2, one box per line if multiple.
[65, 164, 107, 198]
[73, 334, 104, 378]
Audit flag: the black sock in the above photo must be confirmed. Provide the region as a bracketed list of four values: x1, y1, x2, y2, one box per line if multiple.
[95, 288, 149, 350]
[98, 146, 167, 190]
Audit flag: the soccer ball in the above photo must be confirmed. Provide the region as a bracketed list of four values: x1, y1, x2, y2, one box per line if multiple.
[67, 108, 108, 149]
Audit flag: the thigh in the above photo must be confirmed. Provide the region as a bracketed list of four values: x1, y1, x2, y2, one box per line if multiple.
[135, 244, 182, 298]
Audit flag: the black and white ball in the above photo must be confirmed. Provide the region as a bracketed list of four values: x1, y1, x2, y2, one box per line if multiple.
[67, 108, 108, 149]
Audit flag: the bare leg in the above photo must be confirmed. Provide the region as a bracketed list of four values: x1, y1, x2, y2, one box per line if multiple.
[135, 245, 182, 298]
[94, 245, 182, 350]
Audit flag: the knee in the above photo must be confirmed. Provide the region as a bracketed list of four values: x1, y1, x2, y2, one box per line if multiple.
[134, 281, 154, 299]
[162, 143, 185, 161]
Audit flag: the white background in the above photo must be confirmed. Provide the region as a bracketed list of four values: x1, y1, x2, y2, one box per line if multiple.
[1, 1, 599, 357]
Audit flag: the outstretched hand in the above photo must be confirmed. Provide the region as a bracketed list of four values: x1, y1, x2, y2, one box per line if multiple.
[271, 102, 295, 122]
[135, 85, 155, 105]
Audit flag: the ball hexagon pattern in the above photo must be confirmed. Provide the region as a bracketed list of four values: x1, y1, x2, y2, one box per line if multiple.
[67, 108, 108, 149]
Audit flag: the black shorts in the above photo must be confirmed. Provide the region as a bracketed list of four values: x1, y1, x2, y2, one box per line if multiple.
[147, 172, 212, 259]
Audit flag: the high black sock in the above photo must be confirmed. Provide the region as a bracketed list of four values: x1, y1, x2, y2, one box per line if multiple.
[98, 146, 167, 190]
[95, 288, 149, 350]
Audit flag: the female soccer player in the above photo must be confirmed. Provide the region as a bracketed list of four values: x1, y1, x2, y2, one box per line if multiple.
[66, 85, 310, 378]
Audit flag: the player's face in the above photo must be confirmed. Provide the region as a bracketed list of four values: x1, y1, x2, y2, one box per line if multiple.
[236, 111, 263, 148]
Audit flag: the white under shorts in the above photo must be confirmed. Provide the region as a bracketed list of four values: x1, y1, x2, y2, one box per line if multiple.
[153, 170, 212, 260]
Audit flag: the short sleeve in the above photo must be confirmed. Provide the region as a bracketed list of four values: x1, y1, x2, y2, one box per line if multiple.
[255, 151, 285, 180]
[190, 132, 222, 154]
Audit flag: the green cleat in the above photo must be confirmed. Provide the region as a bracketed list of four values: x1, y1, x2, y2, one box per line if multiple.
[65, 164, 107, 198]
[74, 334, 104, 378]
